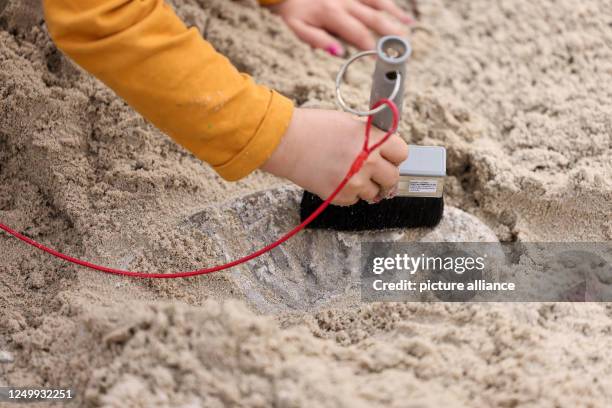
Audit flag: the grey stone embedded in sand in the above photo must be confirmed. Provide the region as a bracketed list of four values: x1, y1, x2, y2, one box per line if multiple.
[187, 186, 502, 313]
[0, 350, 14, 364]
[419, 206, 498, 242]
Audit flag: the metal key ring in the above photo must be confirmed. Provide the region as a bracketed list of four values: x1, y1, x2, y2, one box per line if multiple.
[335, 50, 402, 117]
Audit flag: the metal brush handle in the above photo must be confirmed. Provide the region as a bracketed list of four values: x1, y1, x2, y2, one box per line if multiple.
[369, 36, 411, 131]
[335, 36, 411, 131]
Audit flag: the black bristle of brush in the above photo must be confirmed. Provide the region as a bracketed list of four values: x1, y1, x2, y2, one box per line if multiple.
[300, 191, 444, 231]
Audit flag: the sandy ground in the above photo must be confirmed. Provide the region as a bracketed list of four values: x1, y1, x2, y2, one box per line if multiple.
[1, 0, 611, 406]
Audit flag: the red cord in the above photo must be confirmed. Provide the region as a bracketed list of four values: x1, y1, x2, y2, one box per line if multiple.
[0, 100, 399, 279]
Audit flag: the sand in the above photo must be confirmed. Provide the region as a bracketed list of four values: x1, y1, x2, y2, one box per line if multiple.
[1, 0, 611, 406]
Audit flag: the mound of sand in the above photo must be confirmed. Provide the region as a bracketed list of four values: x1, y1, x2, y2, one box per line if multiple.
[1, 0, 611, 406]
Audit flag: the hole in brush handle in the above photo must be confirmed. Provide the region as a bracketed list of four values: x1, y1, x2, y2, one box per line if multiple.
[385, 71, 398, 81]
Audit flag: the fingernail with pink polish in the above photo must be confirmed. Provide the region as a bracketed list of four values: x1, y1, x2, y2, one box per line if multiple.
[325, 44, 344, 57]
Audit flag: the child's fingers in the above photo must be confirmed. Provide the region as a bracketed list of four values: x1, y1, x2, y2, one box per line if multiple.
[370, 159, 400, 192]
[348, 2, 406, 37]
[359, 0, 414, 24]
[323, 11, 376, 50]
[287, 18, 343, 55]
[378, 135, 409, 166]
[334, 194, 360, 207]
[358, 179, 382, 203]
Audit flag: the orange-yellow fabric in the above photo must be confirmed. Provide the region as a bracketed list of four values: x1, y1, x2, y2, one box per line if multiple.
[43, 0, 294, 181]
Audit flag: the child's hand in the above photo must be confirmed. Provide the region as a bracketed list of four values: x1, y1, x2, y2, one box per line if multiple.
[268, 0, 412, 56]
[261, 108, 408, 206]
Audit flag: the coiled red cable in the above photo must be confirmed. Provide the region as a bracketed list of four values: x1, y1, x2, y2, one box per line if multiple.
[0, 100, 399, 278]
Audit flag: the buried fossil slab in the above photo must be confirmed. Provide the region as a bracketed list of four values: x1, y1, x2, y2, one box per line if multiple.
[187, 186, 501, 313]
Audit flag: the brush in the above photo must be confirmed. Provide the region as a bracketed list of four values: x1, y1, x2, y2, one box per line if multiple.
[300, 36, 445, 231]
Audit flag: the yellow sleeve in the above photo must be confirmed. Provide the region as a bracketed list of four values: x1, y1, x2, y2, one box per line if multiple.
[43, 0, 294, 181]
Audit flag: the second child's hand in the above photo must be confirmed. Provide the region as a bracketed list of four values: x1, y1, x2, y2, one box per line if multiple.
[267, 0, 413, 56]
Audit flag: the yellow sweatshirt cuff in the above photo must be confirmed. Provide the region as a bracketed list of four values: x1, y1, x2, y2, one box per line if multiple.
[214, 91, 294, 181]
